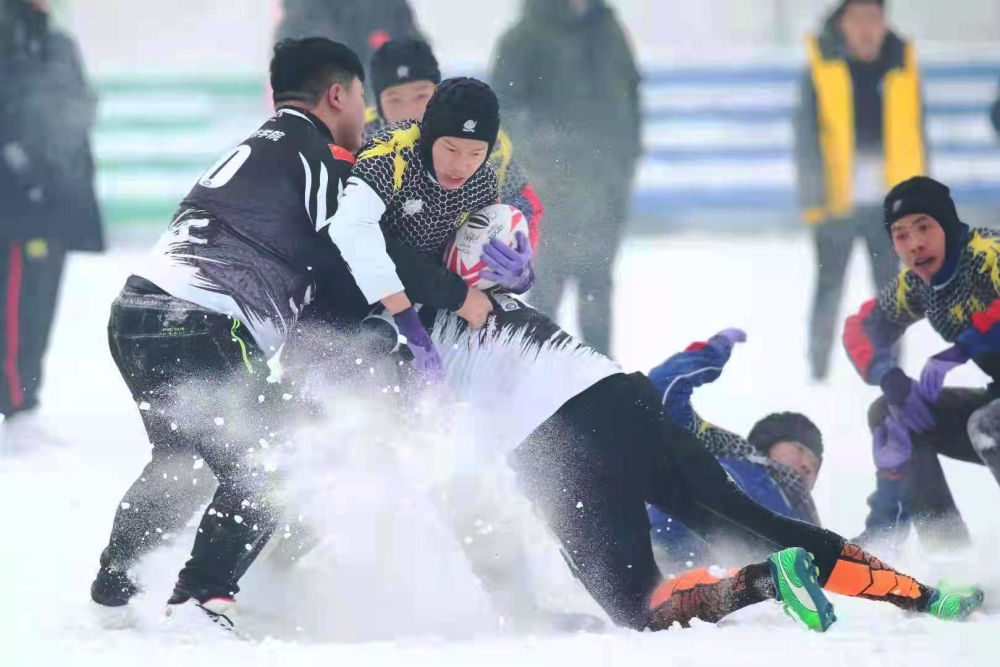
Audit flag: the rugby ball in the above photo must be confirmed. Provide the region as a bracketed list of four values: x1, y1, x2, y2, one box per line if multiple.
[443, 204, 529, 290]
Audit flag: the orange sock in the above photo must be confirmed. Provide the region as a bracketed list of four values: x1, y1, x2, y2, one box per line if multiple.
[823, 543, 930, 611]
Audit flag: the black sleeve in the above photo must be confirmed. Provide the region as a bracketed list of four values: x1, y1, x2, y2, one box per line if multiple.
[385, 237, 468, 311]
[793, 70, 826, 220]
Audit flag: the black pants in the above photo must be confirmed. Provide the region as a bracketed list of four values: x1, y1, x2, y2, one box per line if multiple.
[866, 388, 1000, 546]
[529, 184, 630, 357]
[0, 239, 66, 416]
[511, 372, 847, 630]
[809, 207, 898, 379]
[99, 280, 306, 601]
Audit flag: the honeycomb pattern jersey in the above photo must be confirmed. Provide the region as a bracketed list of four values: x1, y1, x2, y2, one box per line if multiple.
[846, 226, 1000, 383]
[685, 414, 820, 525]
[364, 112, 542, 248]
[354, 120, 499, 259]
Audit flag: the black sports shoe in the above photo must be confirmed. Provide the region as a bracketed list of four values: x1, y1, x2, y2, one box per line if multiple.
[90, 567, 139, 607]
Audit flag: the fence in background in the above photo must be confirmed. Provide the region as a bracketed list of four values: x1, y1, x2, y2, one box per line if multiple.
[93, 60, 1000, 231]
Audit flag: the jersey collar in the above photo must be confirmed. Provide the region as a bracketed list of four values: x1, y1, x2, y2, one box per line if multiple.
[276, 106, 335, 142]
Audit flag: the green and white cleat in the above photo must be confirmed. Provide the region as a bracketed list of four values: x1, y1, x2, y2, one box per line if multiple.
[767, 548, 836, 632]
[926, 582, 985, 620]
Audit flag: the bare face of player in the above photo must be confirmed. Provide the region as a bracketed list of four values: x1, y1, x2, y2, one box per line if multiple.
[320, 76, 367, 153]
[839, 1, 888, 63]
[768, 441, 821, 491]
[891, 213, 947, 283]
[432, 136, 489, 190]
[380, 80, 437, 125]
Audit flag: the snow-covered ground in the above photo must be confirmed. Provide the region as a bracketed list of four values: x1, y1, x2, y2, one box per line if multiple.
[2, 232, 999, 665]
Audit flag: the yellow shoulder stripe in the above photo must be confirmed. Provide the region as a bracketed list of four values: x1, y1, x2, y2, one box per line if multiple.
[490, 129, 514, 188]
[358, 123, 421, 191]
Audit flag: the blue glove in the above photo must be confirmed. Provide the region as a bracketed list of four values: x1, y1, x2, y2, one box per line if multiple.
[872, 414, 913, 470]
[880, 368, 935, 433]
[648, 328, 747, 426]
[393, 307, 443, 382]
[919, 346, 969, 404]
[480, 231, 534, 293]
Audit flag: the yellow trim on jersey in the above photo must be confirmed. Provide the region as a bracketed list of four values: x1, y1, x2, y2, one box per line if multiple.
[969, 231, 1000, 294]
[358, 123, 421, 191]
[364, 106, 379, 125]
[490, 129, 515, 190]
[894, 268, 917, 320]
[805, 36, 925, 223]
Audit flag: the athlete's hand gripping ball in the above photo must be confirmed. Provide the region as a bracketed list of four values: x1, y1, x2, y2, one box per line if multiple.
[480, 231, 534, 294]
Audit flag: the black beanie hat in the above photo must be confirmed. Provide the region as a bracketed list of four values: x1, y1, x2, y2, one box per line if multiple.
[748, 412, 824, 462]
[370, 39, 441, 116]
[884, 176, 961, 238]
[834, 0, 885, 17]
[419, 77, 500, 180]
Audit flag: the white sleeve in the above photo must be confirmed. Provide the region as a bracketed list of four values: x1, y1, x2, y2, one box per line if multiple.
[325, 176, 406, 304]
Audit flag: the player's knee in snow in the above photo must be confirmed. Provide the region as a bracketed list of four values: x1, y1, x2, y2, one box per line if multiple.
[967, 398, 1000, 457]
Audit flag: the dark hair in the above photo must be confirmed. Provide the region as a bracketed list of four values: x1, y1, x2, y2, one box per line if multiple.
[270, 38, 365, 107]
[748, 412, 824, 462]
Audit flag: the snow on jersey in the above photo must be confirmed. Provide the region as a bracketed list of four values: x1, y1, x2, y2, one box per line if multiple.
[138, 108, 361, 360]
[348, 120, 619, 449]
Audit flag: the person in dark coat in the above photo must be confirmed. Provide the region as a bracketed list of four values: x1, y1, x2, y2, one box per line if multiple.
[490, 0, 641, 356]
[795, 0, 926, 381]
[0, 0, 103, 425]
[275, 0, 424, 82]
[990, 80, 1000, 138]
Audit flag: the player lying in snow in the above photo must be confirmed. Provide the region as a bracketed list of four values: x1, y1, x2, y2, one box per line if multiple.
[843, 177, 1000, 549]
[323, 78, 985, 631]
[645, 329, 824, 569]
[363, 38, 543, 248]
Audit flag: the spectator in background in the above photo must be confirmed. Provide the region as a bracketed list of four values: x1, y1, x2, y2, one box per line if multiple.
[795, 0, 925, 381]
[990, 81, 1000, 137]
[275, 0, 423, 85]
[490, 0, 641, 357]
[0, 0, 103, 442]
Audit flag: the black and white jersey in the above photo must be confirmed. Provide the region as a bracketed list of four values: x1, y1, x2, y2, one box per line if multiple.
[331, 121, 620, 449]
[138, 107, 382, 361]
[331, 121, 499, 263]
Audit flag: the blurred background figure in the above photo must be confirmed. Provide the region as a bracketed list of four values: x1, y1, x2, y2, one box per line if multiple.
[275, 0, 423, 97]
[795, 0, 925, 381]
[0, 0, 102, 436]
[490, 0, 641, 357]
[991, 81, 1000, 138]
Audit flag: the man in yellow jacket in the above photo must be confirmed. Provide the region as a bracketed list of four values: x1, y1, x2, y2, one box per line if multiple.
[795, 0, 926, 380]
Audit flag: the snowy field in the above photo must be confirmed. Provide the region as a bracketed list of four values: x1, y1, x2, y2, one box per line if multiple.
[2, 232, 999, 665]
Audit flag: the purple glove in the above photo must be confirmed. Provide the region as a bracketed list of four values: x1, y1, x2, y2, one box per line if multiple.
[481, 231, 534, 293]
[919, 346, 969, 404]
[393, 307, 443, 381]
[708, 328, 747, 350]
[880, 368, 935, 433]
[873, 415, 913, 470]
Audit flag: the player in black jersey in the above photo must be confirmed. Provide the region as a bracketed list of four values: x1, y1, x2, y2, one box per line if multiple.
[88, 38, 448, 628]
[328, 78, 982, 631]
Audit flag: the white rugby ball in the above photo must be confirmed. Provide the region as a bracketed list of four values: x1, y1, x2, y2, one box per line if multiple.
[443, 203, 529, 290]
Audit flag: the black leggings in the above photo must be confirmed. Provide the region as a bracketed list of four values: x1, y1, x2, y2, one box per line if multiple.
[99, 282, 306, 600]
[511, 373, 846, 630]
